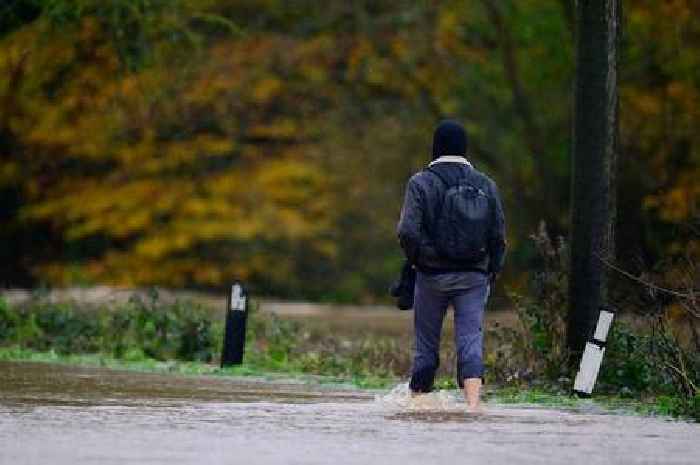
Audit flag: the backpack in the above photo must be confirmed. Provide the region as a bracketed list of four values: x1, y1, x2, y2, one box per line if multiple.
[427, 166, 492, 264]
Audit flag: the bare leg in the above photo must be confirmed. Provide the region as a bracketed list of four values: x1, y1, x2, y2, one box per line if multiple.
[463, 377, 482, 410]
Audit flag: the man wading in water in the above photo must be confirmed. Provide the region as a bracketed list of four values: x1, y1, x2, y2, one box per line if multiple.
[397, 120, 506, 410]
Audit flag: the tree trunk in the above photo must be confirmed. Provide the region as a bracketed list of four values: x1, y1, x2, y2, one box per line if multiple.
[567, 0, 620, 355]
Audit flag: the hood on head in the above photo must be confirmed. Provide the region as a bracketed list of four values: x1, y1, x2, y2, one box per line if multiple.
[432, 120, 468, 160]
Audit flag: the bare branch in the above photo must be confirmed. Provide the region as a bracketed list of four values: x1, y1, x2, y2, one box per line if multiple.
[597, 254, 698, 300]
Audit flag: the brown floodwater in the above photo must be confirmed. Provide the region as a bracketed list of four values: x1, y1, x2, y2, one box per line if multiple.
[1, 361, 698, 465]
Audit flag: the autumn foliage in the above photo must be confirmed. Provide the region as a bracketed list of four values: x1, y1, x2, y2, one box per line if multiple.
[0, 1, 697, 300]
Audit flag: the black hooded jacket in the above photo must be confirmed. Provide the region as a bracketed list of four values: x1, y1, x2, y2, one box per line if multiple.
[397, 160, 506, 275]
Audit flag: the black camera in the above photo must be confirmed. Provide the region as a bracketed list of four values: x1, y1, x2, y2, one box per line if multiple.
[389, 260, 416, 310]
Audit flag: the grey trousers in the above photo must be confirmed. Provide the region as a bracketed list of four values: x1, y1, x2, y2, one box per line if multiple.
[409, 271, 490, 392]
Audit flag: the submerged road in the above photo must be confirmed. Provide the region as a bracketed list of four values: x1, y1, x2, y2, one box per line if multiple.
[0, 361, 698, 465]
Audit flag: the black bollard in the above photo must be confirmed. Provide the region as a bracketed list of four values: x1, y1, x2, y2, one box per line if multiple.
[221, 283, 248, 367]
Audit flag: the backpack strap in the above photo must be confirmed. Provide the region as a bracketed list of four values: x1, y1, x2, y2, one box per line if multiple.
[427, 166, 450, 189]
[425, 166, 461, 240]
[429, 165, 486, 197]
[426, 164, 474, 204]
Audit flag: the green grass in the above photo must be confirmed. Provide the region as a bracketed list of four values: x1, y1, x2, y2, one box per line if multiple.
[486, 385, 698, 420]
[0, 345, 394, 388]
[488, 386, 581, 407]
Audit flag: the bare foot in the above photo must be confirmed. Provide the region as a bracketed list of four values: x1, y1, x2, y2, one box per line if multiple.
[466, 403, 485, 414]
[462, 377, 482, 409]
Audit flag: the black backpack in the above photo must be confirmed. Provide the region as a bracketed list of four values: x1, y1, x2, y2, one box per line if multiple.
[427, 166, 492, 264]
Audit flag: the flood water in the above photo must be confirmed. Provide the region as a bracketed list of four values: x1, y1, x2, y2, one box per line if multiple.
[1, 362, 698, 465]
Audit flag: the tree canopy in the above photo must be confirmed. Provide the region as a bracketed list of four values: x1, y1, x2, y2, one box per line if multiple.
[1, 0, 697, 301]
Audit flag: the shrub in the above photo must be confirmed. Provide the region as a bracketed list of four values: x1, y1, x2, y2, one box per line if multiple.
[486, 222, 571, 386]
[0, 289, 219, 363]
[0, 296, 13, 341]
[486, 222, 700, 421]
[597, 323, 653, 394]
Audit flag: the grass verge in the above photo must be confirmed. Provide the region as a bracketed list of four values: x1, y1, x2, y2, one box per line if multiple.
[0, 345, 395, 389]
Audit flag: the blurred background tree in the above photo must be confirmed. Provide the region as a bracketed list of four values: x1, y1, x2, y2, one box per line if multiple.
[0, 0, 697, 302]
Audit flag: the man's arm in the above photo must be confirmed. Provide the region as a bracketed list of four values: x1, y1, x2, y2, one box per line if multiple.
[488, 181, 506, 275]
[397, 176, 424, 264]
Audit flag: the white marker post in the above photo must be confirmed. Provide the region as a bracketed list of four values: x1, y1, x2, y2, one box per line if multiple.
[573, 306, 616, 397]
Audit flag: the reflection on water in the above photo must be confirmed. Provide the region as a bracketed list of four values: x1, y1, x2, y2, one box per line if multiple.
[1, 361, 698, 465]
[0, 361, 372, 408]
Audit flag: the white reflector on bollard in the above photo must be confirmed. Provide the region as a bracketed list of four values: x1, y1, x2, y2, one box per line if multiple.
[230, 284, 247, 312]
[593, 309, 614, 343]
[573, 307, 616, 397]
[573, 342, 606, 395]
